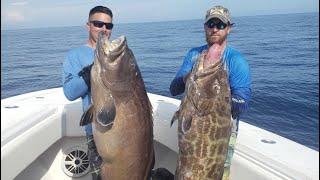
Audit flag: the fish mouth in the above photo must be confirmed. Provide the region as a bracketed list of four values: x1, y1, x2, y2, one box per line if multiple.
[98, 33, 127, 62]
[104, 35, 126, 53]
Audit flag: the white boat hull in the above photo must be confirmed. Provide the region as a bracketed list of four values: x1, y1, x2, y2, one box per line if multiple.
[1, 88, 319, 180]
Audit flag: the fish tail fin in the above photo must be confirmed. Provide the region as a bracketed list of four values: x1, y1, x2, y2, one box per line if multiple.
[80, 105, 94, 126]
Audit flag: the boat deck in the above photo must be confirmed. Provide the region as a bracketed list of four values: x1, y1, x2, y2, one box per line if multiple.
[14, 137, 178, 180]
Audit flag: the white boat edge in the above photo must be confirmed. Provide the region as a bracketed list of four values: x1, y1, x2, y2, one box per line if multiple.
[1, 87, 319, 180]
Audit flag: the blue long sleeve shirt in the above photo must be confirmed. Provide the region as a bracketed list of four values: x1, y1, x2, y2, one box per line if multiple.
[62, 45, 94, 135]
[170, 44, 252, 117]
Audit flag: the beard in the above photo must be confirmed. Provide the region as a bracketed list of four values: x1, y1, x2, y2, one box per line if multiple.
[205, 34, 227, 46]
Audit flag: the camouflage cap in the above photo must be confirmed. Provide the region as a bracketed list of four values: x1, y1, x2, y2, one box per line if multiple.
[205, 5, 232, 24]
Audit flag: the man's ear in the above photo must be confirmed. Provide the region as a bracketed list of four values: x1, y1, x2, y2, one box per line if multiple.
[86, 22, 90, 31]
[227, 26, 231, 35]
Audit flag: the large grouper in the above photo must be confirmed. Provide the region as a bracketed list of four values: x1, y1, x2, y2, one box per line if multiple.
[171, 45, 233, 180]
[80, 32, 154, 180]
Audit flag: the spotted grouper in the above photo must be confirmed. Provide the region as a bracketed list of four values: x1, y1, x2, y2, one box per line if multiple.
[80, 33, 154, 180]
[172, 44, 232, 180]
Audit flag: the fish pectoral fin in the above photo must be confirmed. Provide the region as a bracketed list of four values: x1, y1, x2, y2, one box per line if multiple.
[97, 101, 116, 127]
[170, 110, 180, 127]
[80, 105, 94, 126]
[182, 115, 192, 134]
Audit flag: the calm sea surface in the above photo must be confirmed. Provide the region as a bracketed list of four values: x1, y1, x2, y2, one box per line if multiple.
[1, 13, 319, 151]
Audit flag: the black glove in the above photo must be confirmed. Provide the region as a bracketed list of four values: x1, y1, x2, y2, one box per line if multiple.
[231, 108, 240, 120]
[78, 64, 93, 89]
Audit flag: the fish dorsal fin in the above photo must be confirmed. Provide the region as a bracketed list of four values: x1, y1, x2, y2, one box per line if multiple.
[96, 98, 116, 127]
[147, 97, 154, 124]
[170, 110, 180, 127]
[80, 105, 94, 126]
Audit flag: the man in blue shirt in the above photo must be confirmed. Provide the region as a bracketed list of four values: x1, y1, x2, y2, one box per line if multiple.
[62, 6, 114, 180]
[170, 5, 251, 179]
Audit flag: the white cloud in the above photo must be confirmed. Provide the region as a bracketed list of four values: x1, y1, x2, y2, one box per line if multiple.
[2, 11, 25, 22]
[10, 1, 28, 6]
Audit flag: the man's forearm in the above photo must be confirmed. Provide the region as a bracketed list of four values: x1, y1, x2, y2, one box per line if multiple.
[231, 90, 250, 119]
[63, 74, 89, 101]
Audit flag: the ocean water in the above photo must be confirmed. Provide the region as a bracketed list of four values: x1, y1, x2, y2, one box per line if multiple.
[1, 13, 319, 151]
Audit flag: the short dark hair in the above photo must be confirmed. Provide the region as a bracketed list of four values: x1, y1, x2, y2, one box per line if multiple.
[89, 6, 113, 19]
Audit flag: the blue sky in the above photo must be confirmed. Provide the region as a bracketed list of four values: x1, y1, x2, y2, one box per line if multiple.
[1, 0, 319, 30]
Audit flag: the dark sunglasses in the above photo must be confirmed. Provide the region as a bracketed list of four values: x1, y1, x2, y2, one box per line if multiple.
[205, 21, 228, 30]
[90, 20, 113, 30]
